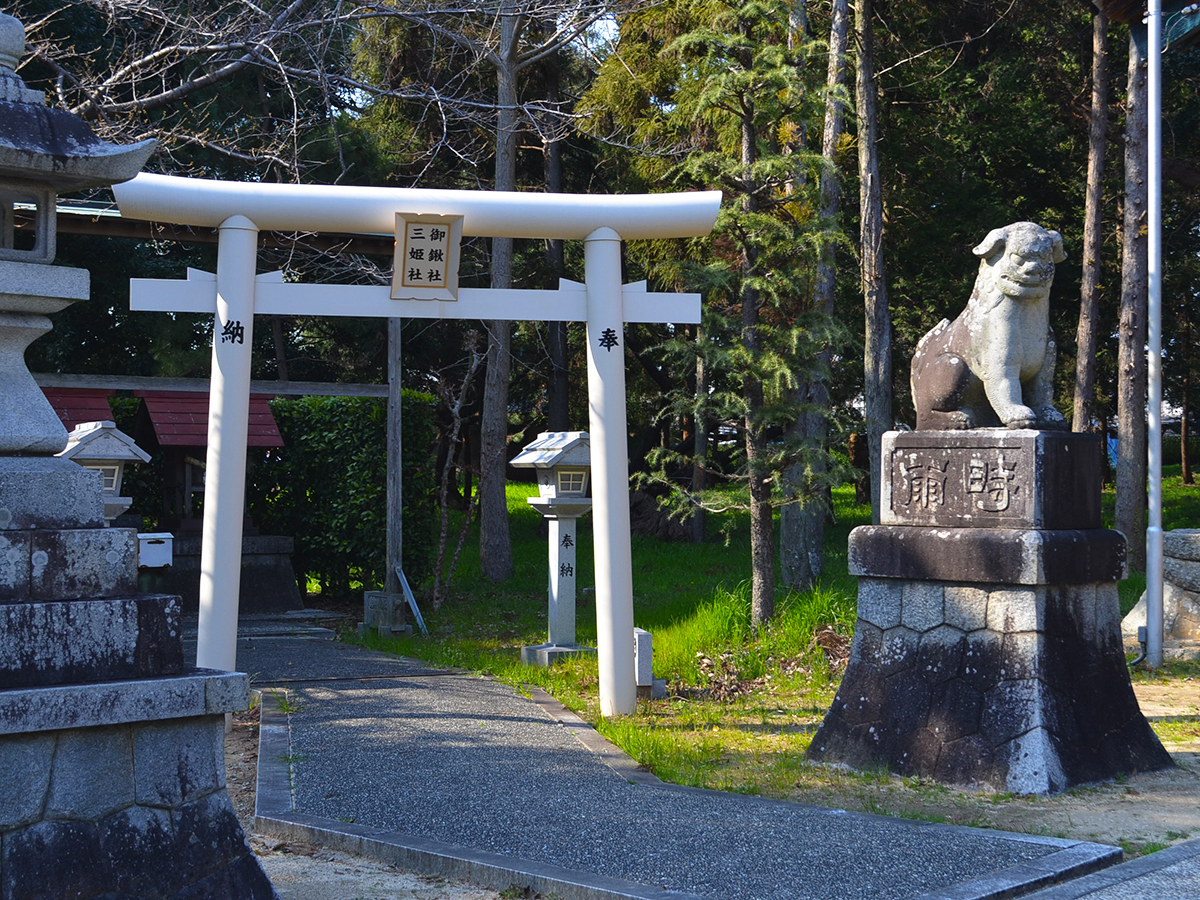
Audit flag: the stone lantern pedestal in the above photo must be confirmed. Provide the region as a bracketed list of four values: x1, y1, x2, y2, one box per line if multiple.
[0, 13, 277, 897]
[809, 430, 1172, 794]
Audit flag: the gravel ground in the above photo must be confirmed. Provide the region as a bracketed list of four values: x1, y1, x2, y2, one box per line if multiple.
[226, 706, 507, 900]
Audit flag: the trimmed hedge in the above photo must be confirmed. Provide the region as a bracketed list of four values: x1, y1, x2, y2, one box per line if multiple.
[247, 393, 437, 597]
[1162, 435, 1200, 467]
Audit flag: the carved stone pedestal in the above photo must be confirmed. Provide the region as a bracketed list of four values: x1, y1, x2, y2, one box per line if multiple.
[809, 430, 1171, 794]
[0, 668, 274, 900]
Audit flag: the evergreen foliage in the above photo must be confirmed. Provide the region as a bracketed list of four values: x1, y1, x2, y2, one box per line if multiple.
[580, 0, 848, 624]
[247, 393, 437, 597]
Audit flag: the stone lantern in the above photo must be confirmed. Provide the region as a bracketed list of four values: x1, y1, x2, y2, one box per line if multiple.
[0, 14, 278, 897]
[57, 420, 152, 523]
[0, 14, 154, 456]
[512, 432, 596, 665]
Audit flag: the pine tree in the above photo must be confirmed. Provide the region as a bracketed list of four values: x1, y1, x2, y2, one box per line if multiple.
[581, 0, 842, 628]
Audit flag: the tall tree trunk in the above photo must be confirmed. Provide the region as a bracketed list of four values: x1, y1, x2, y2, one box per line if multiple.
[1116, 34, 1148, 570]
[386, 317, 403, 594]
[270, 316, 290, 381]
[1183, 388, 1193, 485]
[857, 0, 892, 523]
[1185, 315, 1195, 485]
[544, 48, 570, 433]
[741, 97, 774, 629]
[780, 0, 849, 589]
[479, 15, 522, 582]
[691, 325, 707, 543]
[1074, 11, 1109, 434]
[744, 286, 774, 629]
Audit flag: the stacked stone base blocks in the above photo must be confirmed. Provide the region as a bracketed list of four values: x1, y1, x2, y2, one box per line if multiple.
[0, 459, 276, 898]
[810, 430, 1171, 794]
[2, 712, 265, 899]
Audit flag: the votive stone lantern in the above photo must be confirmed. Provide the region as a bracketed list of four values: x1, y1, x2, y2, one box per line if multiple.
[57, 419, 151, 523]
[511, 431, 596, 665]
[0, 13, 153, 454]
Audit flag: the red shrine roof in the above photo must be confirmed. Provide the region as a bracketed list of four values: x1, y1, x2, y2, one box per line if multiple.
[41, 387, 115, 432]
[135, 391, 283, 449]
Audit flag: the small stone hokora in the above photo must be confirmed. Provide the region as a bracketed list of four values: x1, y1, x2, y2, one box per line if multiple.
[910, 221, 1067, 431]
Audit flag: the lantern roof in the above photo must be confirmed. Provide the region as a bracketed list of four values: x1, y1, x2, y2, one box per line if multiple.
[0, 12, 154, 190]
[59, 420, 151, 464]
[511, 432, 590, 470]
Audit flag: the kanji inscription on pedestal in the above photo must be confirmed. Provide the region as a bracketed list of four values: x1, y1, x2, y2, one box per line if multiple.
[894, 449, 1022, 517]
[392, 212, 462, 301]
[881, 431, 1102, 530]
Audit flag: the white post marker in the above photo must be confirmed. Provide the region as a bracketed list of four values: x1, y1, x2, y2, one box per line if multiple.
[114, 174, 719, 716]
[547, 516, 578, 646]
[196, 216, 258, 673]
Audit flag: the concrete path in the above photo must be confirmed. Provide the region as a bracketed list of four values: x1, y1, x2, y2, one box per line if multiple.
[210, 623, 1134, 900]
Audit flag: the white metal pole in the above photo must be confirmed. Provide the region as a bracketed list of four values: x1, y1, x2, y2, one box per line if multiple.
[195, 215, 258, 673]
[1147, 0, 1165, 669]
[584, 227, 636, 716]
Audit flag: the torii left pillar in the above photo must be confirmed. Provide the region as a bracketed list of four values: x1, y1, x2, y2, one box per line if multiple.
[195, 215, 258, 674]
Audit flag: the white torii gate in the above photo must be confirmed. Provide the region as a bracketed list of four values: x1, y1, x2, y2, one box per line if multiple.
[114, 173, 720, 716]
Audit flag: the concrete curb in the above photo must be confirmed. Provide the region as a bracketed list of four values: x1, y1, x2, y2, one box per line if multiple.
[1019, 837, 1200, 899]
[914, 841, 1121, 899]
[251, 679, 1122, 900]
[524, 684, 665, 787]
[255, 811, 707, 900]
[254, 688, 295, 818]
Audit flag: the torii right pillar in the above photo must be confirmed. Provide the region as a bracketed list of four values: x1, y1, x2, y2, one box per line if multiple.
[809, 430, 1172, 794]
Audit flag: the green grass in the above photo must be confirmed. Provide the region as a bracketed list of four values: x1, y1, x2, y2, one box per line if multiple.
[363, 481, 866, 695]
[267, 689, 302, 714]
[1150, 719, 1200, 743]
[1157, 465, 1200, 531]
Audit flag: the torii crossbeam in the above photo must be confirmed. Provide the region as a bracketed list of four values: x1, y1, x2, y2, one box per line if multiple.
[115, 173, 720, 716]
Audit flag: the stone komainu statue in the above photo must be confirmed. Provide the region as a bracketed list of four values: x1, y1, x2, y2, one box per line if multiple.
[910, 221, 1068, 431]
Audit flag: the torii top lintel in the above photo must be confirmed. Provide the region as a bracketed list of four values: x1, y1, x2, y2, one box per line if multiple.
[113, 173, 721, 242]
